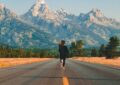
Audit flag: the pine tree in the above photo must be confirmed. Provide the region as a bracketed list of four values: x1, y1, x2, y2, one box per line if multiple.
[105, 36, 119, 59]
[76, 40, 84, 56]
[71, 42, 76, 49]
[99, 44, 105, 57]
[91, 48, 97, 57]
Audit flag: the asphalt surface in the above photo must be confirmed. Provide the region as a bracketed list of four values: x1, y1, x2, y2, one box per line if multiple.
[0, 59, 120, 85]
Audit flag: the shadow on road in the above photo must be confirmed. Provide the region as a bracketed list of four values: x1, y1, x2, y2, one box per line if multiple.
[23, 76, 120, 81]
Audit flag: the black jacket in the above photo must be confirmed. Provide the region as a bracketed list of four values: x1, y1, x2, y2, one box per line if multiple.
[59, 45, 69, 59]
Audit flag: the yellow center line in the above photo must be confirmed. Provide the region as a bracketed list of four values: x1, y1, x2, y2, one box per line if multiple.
[63, 76, 69, 85]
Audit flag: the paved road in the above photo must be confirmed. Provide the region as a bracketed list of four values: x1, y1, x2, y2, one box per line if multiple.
[0, 59, 120, 85]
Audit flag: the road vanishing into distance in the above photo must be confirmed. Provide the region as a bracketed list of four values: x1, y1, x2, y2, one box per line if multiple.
[0, 59, 120, 85]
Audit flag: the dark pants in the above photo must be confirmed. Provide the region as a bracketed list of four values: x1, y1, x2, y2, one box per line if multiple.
[60, 58, 66, 67]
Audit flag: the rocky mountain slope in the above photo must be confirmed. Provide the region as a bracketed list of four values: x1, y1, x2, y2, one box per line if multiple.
[22, 0, 120, 47]
[0, 0, 120, 48]
[0, 3, 57, 48]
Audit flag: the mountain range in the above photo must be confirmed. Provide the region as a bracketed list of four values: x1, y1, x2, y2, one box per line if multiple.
[0, 0, 120, 48]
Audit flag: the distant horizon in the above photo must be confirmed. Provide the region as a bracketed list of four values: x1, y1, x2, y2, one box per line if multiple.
[0, 0, 120, 20]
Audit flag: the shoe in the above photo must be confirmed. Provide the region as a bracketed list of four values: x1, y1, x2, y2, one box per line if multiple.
[61, 60, 63, 63]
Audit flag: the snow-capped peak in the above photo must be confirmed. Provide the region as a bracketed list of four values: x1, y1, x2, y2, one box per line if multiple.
[56, 8, 67, 16]
[89, 8, 104, 18]
[23, 0, 66, 25]
[31, 0, 48, 16]
[0, 3, 5, 9]
[36, 0, 46, 4]
[0, 3, 17, 20]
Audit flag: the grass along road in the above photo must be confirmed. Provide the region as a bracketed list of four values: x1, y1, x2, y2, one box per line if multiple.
[0, 58, 51, 68]
[74, 57, 120, 69]
[0, 57, 120, 69]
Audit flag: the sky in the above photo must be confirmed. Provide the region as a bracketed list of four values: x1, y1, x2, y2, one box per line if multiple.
[0, 0, 120, 20]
